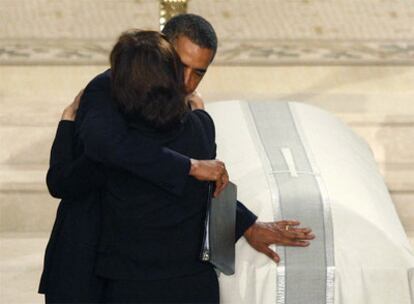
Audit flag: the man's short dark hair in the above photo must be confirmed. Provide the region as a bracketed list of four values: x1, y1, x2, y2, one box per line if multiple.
[110, 30, 187, 130]
[162, 14, 218, 60]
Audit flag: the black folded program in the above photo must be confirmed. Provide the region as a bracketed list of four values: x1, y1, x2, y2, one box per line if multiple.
[200, 181, 236, 275]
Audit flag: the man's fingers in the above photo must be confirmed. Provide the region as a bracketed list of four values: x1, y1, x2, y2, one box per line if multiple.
[212, 160, 225, 178]
[285, 227, 313, 236]
[190, 159, 229, 183]
[283, 240, 311, 247]
[261, 246, 280, 263]
[213, 173, 227, 197]
[291, 227, 312, 234]
[216, 160, 225, 168]
[299, 232, 315, 239]
[219, 168, 229, 192]
[274, 221, 313, 235]
[190, 159, 229, 196]
[213, 176, 225, 197]
[222, 168, 229, 186]
[213, 162, 228, 197]
[214, 178, 223, 198]
[280, 220, 301, 226]
[213, 168, 224, 197]
[294, 232, 315, 240]
[286, 227, 314, 240]
[281, 229, 315, 240]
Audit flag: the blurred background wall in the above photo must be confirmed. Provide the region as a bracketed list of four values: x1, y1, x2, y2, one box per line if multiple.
[0, 0, 413, 302]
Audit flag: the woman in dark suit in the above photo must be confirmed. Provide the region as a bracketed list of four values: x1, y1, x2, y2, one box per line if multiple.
[96, 30, 219, 303]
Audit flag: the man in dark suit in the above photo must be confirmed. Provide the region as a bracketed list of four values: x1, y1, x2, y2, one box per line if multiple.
[74, 14, 314, 261]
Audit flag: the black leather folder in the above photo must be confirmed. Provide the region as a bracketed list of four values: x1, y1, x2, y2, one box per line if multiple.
[200, 181, 236, 275]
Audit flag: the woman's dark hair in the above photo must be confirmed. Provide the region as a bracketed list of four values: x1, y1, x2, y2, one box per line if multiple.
[110, 30, 187, 130]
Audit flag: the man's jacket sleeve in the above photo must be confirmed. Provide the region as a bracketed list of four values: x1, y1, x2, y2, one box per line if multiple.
[235, 200, 258, 241]
[46, 120, 105, 199]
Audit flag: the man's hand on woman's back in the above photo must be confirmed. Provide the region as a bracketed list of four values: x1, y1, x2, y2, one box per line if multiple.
[189, 159, 229, 197]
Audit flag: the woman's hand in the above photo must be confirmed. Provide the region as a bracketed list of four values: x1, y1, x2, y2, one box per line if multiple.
[61, 89, 84, 121]
[186, 91, 205, 110]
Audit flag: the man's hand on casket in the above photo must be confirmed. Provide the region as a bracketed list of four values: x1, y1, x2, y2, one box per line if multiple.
[243, 220, 315, 263]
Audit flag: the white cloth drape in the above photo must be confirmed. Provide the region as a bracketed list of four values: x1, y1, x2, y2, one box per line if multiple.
[206, 101, 414, 304]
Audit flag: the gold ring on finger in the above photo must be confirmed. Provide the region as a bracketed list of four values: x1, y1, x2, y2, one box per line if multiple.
[285, 225, 290, 231]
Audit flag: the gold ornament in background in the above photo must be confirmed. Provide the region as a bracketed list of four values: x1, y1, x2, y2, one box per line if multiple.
[159, 0, 188, 30]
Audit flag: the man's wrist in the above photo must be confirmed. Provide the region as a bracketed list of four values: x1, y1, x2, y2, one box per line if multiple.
[189, 158, 199, 176]
[243, 223, 256, 239]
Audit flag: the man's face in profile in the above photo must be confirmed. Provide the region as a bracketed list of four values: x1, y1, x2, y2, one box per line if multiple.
[173, 35, 215, 94]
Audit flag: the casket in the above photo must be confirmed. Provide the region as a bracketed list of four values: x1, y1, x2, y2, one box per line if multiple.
[206, 101, 414, 304]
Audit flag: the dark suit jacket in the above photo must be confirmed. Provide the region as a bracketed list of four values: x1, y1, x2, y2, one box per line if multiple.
[38, 70, 257, 298]
[95, 108, 219, 280]
[38, 121, 106, 302]
[77, 69, 256, 242]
